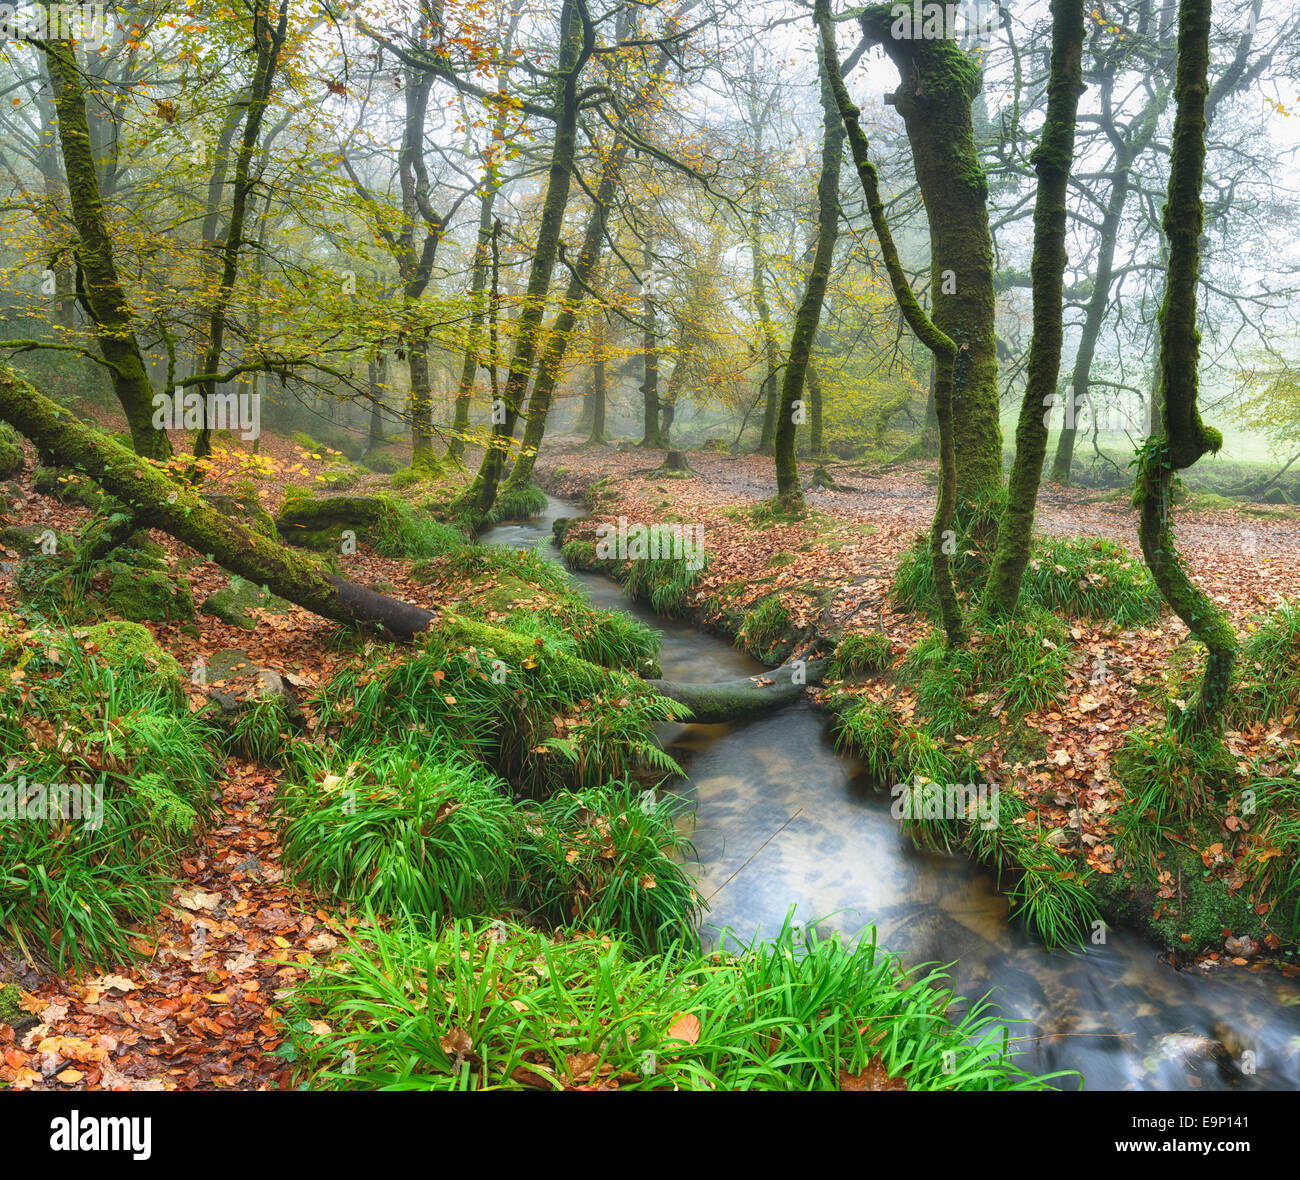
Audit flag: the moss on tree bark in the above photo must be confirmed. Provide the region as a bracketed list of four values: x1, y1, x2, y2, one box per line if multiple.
[857, 3, 1002, 504]
[818, 0, 963, 645]
[774, 41, 845, 513]
[983, 0, 1086, 617]
[1135, 0, 1235, 739]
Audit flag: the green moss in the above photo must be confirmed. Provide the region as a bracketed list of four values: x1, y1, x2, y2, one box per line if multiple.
[0, 424, 23, 479]
[33, 465, 106, 509]
[315, 464, 364, 491]
[1091, 841, 1272, 957]
[202, 575, 292, 630]
[79, 620, 185, 699]
[103, 561, 194, 622]
[0, 983, 25, 1027]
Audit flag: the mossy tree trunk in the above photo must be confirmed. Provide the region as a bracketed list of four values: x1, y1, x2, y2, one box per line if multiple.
[587, 307, 608, 445]
[0, 365, 431, 636]
[983, 0, 1086, 617]
[774, 40, 845, 513]
[858, 3, 1001, 505]
[818, 0, 962, 645]
[42, 39, 169, 460]
[463, 0, 587, 520]
[195, 0, 288, 460]
[1135, 0, 1235, 739]
[503, 137, 631, 493]
[639, 236, 664, 449]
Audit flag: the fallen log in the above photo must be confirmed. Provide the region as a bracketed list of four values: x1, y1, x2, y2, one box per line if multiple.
[0, 365, 436, 638]
[0, 366, 829, 726]
[649, 658, 826, 724]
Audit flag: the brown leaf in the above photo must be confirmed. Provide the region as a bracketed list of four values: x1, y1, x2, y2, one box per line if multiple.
[839, 1056, 907, 1091]
[665, 1012, 700, 1045]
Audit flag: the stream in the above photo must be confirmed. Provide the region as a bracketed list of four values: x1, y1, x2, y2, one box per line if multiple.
[481, 495, 1300, 1091]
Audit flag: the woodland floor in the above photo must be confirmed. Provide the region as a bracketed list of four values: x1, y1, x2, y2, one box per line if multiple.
[1, 423, 1298, 1089]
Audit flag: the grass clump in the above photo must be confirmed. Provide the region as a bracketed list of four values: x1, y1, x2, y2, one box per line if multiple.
[0, 623, 218, 971]
[830, 631, 892, 678]
[1230, 597, 1300, 725]
[280, 741, 517, 924]
[485, 482, 549, 524]
[1021, 536, 1161, 626]
[284, 915, 1061, 1091]
[517, 784, 700, 955]
[624, 553, 706, 618]
[738, 595, 794, 663]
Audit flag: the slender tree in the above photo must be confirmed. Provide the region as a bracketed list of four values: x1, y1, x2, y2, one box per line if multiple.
[817, 0, 962, 644]
[857, 2, 1002, 505]
[460, 0, 590, 521]
[773, 37, 845, 513]
[982, 0, 1086, 616]
[1134, 0, 1235, 738]
[41, 37, 169, 458]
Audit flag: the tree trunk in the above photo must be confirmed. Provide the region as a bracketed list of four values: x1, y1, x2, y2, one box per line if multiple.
[806, 358, 825, 456]
[463, 0, 586, 521]
[819, 0, 962, 645]
[1050, 51, 1168, 484]
[448, 187, 497, 462]
[774, 40, 844, 512]
[587, 310, 608, 445]
[42, 39, 168, 460]
[195, 0, 288, 460]
[368, 356, 386, 446]
[639, 237, 663, 449]
[1135, 0, 1235, 739]
[504, 137, 631, 493]
[751, 205, 780, 456]
[983, 0, 1086, 617]
[649, 659, 826, 723]
[859, 5, 1002, 504]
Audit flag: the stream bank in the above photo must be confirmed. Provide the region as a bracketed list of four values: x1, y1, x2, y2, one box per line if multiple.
[484, 492, 1300, 1092]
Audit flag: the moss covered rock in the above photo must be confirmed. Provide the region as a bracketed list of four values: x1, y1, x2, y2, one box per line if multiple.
[103, 561, 194, 622]
[315, 464, 364, 491]
[0, 424, 23, 480]
[33, 465, 106, 509]
[79, 620, 185, 699]
[276, 491, 390, 552]
[202, 575, 293, 630]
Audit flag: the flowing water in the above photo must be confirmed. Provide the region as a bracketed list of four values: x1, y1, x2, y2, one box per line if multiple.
[481, 497, 1300, 1091]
